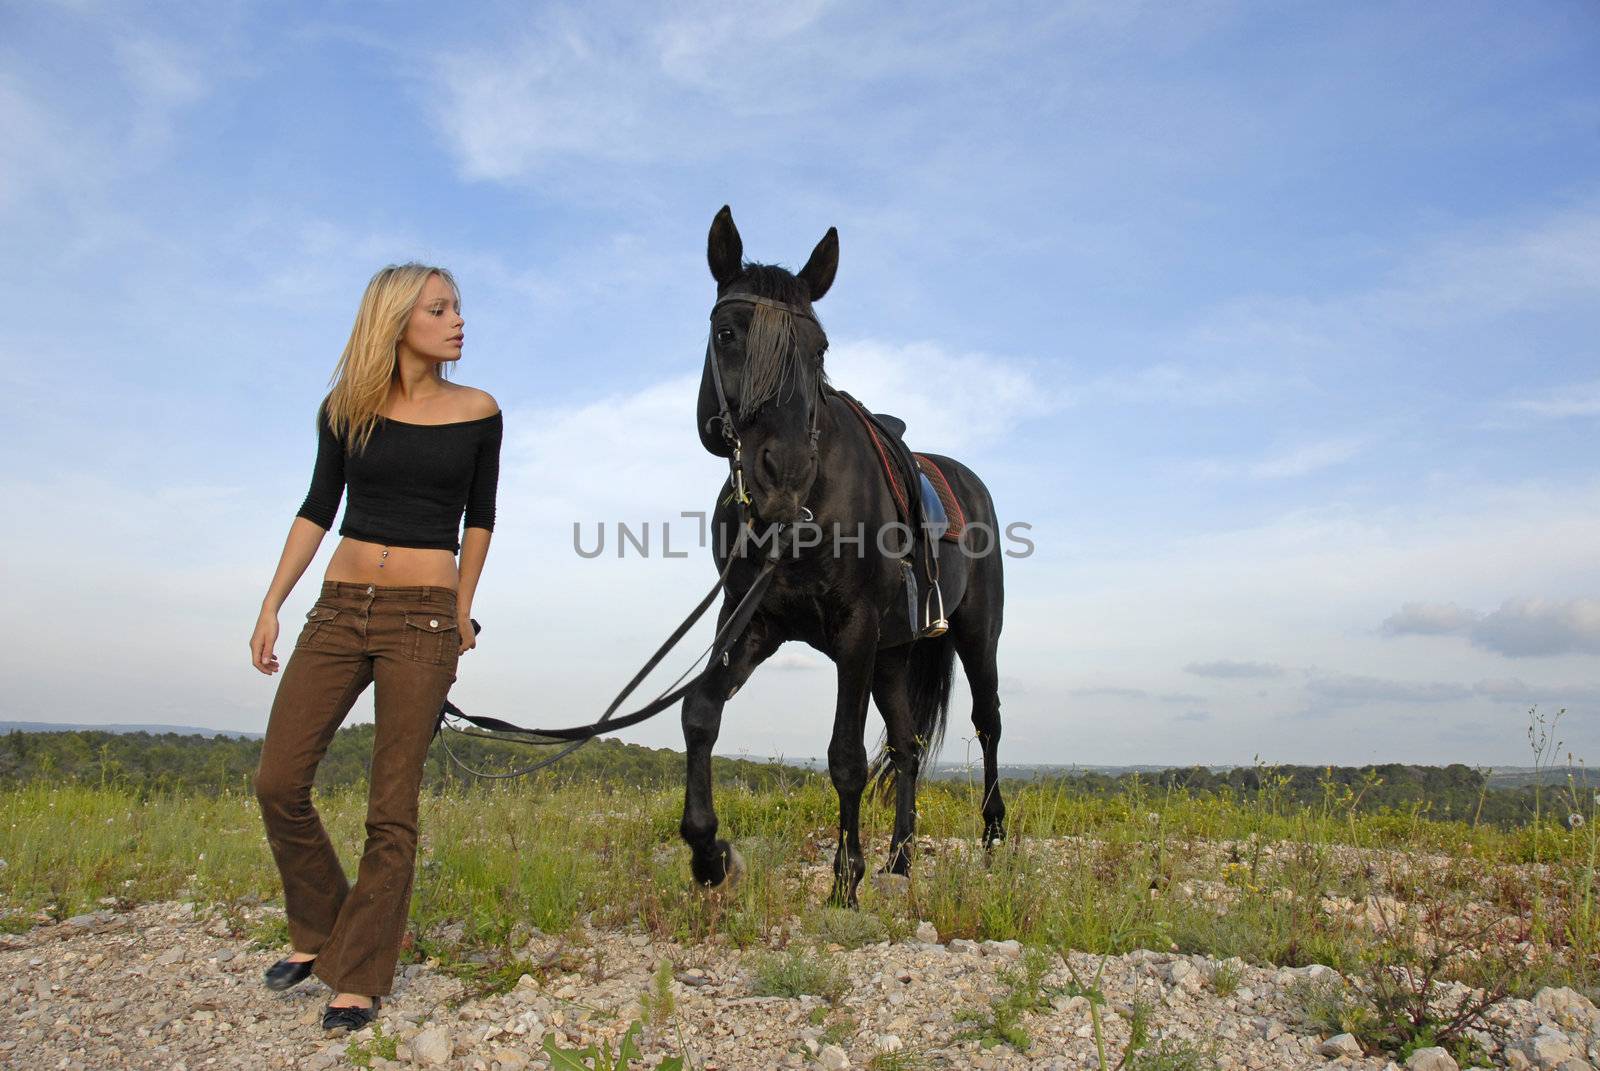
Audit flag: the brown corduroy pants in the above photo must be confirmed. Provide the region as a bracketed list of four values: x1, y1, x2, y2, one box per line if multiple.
[254, 580, 460, 997]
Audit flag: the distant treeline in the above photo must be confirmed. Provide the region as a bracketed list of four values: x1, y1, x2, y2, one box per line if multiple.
[3, 731, 1593, 828]
[0, 727, 814, 796]
[1023, 763, 1596, 827]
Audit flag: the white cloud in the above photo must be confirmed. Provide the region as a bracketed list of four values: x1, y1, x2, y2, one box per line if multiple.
[1186, 436, 1369, 481]
[1513, 380, 1600, 419]
[428, 1, 846, 181]
[824, 339, 1062, 454]
[500, 336, 1053, 537]
[767, 650, 826, 672]
[1069, 686, 1149, 699]
[1474, 678, 1600, 707]
[1183, 660, 1284, 679]
[1166, 203, 1600, 386]
[1305, 674, 1474, 705]
[1382, 601, 1481, 636]
[1473, 599, 1600, 658]
[1382, 597, 1600, 657]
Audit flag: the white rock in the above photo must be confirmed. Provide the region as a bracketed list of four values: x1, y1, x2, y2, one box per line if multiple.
[982, 940, 1023, 960]
[412, 1026, 453, 1067]
[1168, 960, 1203, 993]
[1319, 1033, 1362, 1058]
[914, 921, 939, 944]
[1517, 1032, 1581, 1068]
[876, 1034, 903, 1052]
[490, 1048, 529, 1071]
[1536, 987, 1600, 1028]
[1406, 1047, 1459, 1071]
[817, 1042, 850, 1070]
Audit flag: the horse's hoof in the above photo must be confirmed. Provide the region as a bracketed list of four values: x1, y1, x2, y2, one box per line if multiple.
[871, 872, 910, 898]
[697, 842, 744, 895]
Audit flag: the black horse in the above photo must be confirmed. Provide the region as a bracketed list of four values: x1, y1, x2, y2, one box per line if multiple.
[679, 206, 1007, 906]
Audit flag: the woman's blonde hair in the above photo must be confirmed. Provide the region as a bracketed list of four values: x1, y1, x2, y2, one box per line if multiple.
[320, 262, 460, 454]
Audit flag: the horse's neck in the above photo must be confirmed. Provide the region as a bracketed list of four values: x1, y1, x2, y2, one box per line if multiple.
[815, 390, 892, 511]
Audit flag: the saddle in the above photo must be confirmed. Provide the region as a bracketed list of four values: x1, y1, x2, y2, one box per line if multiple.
[835, 391, 968, 639]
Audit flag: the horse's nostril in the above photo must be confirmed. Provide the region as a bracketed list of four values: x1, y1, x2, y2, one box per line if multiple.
[760, 446, 781, 480]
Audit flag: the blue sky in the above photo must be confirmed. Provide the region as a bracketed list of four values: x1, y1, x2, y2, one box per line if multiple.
[3, 1, 1597, 766]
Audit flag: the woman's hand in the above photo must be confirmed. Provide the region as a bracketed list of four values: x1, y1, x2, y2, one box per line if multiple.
[251, 611, 281, 674]
[458, 612, 477, 655]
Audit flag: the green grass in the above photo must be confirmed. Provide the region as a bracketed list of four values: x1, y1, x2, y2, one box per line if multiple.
[748, 947, 852, 1001]
[953, 946, 1058, 1051]
[3, 769, 1598, 1011]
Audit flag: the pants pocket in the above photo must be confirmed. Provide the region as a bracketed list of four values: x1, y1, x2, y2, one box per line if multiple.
[402, 611, 458, 666]
[294, 605, 340, 650]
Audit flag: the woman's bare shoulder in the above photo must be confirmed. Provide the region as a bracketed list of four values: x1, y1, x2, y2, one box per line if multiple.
[448, 384, 501, 418]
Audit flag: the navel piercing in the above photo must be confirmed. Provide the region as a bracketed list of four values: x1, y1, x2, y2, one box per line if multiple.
[378, 546, 390, 569]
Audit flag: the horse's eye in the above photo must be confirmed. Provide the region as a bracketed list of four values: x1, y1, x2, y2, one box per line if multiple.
[716, 328, 735, 345]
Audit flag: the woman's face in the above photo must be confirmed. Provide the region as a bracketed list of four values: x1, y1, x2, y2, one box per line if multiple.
[398, 272, 464, 365]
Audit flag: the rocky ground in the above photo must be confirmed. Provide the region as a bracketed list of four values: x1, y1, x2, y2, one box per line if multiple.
[4, 901, 1599, 1071]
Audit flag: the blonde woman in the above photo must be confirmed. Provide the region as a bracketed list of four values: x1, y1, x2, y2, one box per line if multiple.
[248, 263, 501, 1030]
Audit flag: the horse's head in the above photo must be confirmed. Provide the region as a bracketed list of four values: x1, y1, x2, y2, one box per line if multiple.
[698, 205, 838, 525]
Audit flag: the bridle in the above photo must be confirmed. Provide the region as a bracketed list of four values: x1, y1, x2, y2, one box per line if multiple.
[702, 291, 825, 529]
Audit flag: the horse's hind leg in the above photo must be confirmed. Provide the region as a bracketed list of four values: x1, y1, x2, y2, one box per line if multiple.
[871, 648, 919, 876]
[681, 612, 781, 889]
[953, 619, 1005, 846]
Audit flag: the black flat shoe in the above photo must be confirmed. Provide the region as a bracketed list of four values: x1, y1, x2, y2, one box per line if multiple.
[263, 957, 315, 991]
[322, 996, 380, 1032]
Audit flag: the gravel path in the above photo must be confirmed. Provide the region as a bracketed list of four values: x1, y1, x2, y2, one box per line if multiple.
[4, 900, 1596, 1070]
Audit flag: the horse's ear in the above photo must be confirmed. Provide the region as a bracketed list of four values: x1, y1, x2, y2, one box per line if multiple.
[707, 205, 743, 286]
[798, 226, 838, 302]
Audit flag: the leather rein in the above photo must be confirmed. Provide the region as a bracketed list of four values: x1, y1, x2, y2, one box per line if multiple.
[435, 292, 823, 777]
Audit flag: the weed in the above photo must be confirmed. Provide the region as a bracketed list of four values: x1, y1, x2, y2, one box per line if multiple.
[1287, 976, 1375, 1039]
[818, 1014, 858, 1048]
[804, 905, 888, 949]
[1208, 958, 1243, 998]
[749, 948, 851, 1002]
[866, 1044, 930, 1070]
[344, 1021, 398, 1068]
[541, 1021, 683, 1071]
[640, 958, 676, 1028]
[247, 914, 289, 951]
[954, 947, 1055, 1051]
[1124, 1038, 1219, 1070]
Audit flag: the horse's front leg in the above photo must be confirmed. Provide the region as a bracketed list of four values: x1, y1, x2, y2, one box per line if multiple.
[681, 613, 779, 888]
[826, 610, 879, 907]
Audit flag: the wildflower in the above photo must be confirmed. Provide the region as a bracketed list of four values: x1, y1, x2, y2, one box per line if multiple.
[1567, 813, 1586, 831]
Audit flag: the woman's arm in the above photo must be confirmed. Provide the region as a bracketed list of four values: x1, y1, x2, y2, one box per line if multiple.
[457, 526, 492, 653]
[457, 409, 502, 654]
[254, 401, 345, 674]
[251, 516, 328, 674]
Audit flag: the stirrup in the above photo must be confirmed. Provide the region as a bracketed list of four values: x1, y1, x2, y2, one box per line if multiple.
[921, 581, 949, 637]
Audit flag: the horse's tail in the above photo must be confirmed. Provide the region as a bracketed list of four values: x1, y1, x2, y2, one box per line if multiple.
[869, 632, 957, 801]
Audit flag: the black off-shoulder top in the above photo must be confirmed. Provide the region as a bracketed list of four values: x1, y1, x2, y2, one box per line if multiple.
[295, 398, 502, 554]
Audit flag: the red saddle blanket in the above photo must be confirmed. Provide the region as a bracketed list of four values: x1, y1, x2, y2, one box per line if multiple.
[839, 393, 966, 543]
